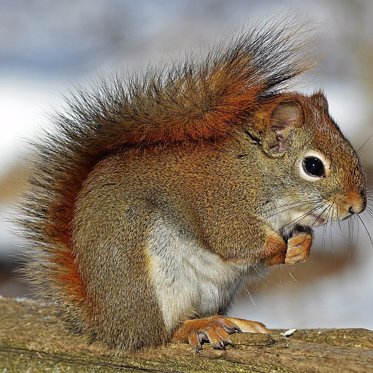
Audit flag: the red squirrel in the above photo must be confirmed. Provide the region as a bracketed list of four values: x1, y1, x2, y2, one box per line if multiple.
[21, 24, 366, 351]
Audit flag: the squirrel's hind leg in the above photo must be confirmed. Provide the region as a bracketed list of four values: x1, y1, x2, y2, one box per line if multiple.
[73, 174, 169, 350]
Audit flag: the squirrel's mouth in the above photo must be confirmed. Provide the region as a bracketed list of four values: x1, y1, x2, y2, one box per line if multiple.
[282, 211, 327, 232]
[281, 224, 313, 242]
[265, 206, 328, 239]
[295, 208, 328, 228]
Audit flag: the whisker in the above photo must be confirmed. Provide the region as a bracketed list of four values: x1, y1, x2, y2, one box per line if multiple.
[259, 194, 322, 210]
[261, 198, 321, 217]
[354, 214, 361, 251]
[356, 214, 373, 247]
[326, 203, 336, 247]
[335, 203, 350, 244]
[330, 204, 336, 254]
[321, 218, 327, 252]
[288, 271, 301, 286]
[357, 133, 373, 154]
[263, 201, 321, 220]
[274, 203, 324, 236]
[347, 214, 354, 256]
[309, 205, 333, 251]
[242, 279, 257, 307]
[252, 265, 284, 288]
[310, 202, 333, 251]
[348, 214, 360, 252]
[365, 207, 373, 218]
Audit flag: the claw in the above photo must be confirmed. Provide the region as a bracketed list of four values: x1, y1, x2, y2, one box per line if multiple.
[172, 316, 269, 350]
[213, 340, 226, 350]
[188, 331, 202, 352]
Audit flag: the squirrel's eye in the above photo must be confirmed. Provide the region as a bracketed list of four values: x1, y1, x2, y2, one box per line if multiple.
[302, 157, 325, 178]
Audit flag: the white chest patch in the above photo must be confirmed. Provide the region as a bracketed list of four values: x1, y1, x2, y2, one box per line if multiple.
[147, 218, 248, 332]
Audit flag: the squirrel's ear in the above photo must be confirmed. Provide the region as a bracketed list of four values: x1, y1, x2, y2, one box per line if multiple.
[261, 100, 304, 158]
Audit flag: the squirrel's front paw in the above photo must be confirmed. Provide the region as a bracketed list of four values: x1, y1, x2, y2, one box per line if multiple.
[171, 316, 268, 351]
[285, 232, 312, 264]
[263, 233, 287, 266]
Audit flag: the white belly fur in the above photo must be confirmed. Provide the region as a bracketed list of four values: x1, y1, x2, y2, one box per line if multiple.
[147, 218, 249, 332]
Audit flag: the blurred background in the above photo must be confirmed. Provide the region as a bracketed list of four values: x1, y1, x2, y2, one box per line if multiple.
[0, 0, 372, 329]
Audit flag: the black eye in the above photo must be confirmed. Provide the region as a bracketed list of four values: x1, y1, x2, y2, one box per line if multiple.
[302, 157, 325, 178]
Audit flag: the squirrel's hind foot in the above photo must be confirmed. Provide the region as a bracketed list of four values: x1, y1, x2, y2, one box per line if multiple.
[171, 316, 269, 351]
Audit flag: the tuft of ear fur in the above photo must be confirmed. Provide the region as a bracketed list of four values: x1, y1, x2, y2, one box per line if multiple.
[311, 90, 329, 112]
[19, 22, 310, 331]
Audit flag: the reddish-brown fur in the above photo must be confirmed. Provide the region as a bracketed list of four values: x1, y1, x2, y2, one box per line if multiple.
[26, 24, 365, 351]
[54, 250, 86, 302]
[47, 168, 92, 304]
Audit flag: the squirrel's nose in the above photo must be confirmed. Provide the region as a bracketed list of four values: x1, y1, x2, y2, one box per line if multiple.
[347, 190, 366, 215]
[348, 206, 358, 215]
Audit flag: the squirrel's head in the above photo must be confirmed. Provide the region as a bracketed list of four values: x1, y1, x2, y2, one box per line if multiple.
[242, 91, 367, 236]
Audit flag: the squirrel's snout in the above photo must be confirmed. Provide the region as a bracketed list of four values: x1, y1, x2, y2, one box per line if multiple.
[331, 190, 366, 219]
[348, 205, 362, 215]
[339, 191, 366, 217]
[348, 190, 366, 215]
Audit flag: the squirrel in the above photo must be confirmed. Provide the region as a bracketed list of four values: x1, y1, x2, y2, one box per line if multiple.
[20, 24, 367, 351]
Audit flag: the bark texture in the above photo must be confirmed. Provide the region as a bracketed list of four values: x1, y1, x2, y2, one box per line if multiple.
[1, 297, 372, 372]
